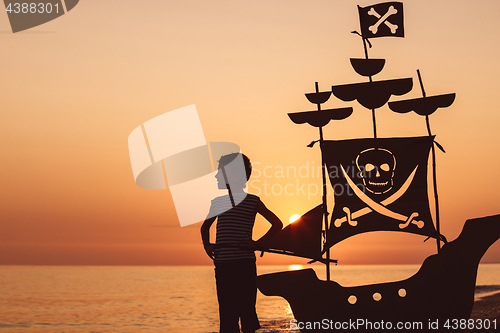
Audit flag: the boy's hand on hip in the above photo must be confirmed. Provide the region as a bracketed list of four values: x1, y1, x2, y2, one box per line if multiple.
[204, 243, 216, 260]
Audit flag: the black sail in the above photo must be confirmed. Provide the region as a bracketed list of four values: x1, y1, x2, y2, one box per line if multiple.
[322, 136, 438, 250]
[261, 205, 323, 260]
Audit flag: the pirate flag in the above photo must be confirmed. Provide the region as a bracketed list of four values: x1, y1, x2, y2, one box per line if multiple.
[322, 136, 438, 250]
[358, 2, 404, 38]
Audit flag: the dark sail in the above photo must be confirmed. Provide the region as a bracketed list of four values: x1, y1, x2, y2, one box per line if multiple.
[322, 136, 438, 250]
[262, 205, 323, 260]
[288, 108, 353, 128]
[388, 93, 456, 116]
[331, 78, 413, 110]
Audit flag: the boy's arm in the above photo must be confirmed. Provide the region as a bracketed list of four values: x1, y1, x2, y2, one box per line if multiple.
[201, 214, 217, 260]
[254, 198, 283, 248]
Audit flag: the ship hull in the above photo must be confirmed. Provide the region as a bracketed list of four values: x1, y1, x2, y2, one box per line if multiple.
[257, 215, 500, 332]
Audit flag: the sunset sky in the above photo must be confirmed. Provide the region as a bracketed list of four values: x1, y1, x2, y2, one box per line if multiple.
[1, 0, 500, 266]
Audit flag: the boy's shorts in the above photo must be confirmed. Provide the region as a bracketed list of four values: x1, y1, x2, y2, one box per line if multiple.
[215, 259, 260, 333]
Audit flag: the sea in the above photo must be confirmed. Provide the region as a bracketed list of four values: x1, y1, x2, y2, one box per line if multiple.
[1, 264, 499, 333]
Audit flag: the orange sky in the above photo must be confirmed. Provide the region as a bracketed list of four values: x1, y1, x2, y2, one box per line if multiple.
[1, 0, 500, 266]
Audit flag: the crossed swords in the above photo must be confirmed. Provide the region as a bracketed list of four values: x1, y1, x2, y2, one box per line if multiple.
[368, 5, 399, 35]
[334, 165, 425, 230]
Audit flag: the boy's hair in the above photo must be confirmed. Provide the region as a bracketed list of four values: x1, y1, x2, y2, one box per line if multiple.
[218, 153, 252, 181]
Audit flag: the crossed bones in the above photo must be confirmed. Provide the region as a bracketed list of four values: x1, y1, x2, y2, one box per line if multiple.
[368, 5, 399, 35]
[334, 165, 425, 230]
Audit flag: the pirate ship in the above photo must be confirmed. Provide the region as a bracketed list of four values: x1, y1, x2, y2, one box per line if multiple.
[256, 2, 500, 331]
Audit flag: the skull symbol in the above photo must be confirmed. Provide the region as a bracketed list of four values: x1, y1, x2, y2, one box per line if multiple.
[356, 148, 396, 194]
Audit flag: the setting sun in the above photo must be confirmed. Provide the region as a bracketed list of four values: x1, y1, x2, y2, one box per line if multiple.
[289, 214, 301, 224]
[289, 265, 303, 271]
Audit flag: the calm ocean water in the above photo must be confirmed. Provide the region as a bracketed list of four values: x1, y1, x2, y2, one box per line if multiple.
[1, 264, 499, 333]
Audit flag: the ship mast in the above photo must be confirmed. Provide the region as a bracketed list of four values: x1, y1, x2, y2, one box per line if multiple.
[416, 70, 441, 252]
[315, 82, 332, 281]
[359, 15, 378, 139]
[387, 70, 455, 252]
[288, 83, 353, 281]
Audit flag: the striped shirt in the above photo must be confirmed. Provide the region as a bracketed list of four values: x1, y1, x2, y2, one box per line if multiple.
[212, 193, 259, 262]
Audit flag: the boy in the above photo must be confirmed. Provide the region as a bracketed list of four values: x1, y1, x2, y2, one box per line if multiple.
[201, 153, 283, 333]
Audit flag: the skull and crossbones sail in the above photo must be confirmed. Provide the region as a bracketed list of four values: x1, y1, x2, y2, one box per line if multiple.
[322, 136, 438, 250]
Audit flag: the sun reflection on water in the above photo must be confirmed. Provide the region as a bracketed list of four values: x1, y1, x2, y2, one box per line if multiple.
[285, 303, 293, 316]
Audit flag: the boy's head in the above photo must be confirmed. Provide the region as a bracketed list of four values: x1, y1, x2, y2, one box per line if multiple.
[216, 153, 252, 190]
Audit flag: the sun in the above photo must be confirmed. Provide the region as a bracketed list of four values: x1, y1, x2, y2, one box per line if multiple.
[289, 214, 301, 224]
[289, 265, 303, 271]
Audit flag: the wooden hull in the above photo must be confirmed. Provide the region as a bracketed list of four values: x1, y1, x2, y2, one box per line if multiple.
[257, 215, 500, 332]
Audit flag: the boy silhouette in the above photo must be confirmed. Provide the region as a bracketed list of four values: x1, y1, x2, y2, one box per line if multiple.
[201, 153, 283, 333]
